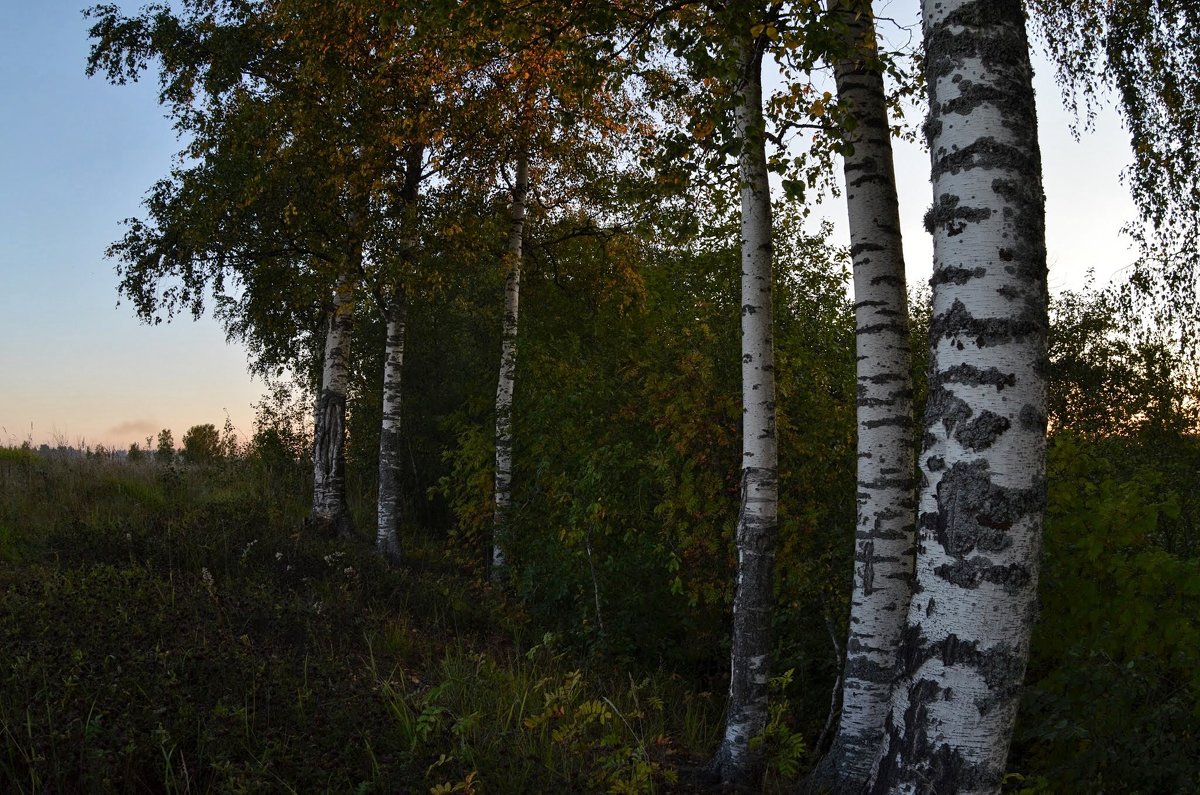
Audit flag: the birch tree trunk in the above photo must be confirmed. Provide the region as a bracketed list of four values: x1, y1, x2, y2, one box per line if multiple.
[376, 285, 407, 562]
[375, 145, 422, 564]
[869, 2, 1047, 792]
[491, 156, 529, 582]
[809, 2, 915, 790]
[711, 40, 779, 789]
[311, 268, 357, 539]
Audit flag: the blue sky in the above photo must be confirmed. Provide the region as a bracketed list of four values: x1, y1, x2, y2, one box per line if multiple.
[0, 0, 1137, 449]
[1, 2, 264, 449]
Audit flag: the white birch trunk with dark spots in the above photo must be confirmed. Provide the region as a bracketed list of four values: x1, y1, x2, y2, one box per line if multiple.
[869, 2, 1047, 792]
[809, 2, 916, 791]
[311, 269, 357, 539]
[376, 285, 407, 563]
[711, 42, 779, 789]
[491, 156, 529, 582]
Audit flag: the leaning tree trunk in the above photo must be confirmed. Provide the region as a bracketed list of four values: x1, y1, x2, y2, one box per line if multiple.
[491, 155, 529, 582]
[710, 40, 779, 789]
[311, 269, 356, 539]
[808, 2, 915, 791]
[869, 2, 1048, 792]
[376, 285, 407, 562]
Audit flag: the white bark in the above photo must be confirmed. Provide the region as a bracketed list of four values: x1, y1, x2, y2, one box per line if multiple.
[311, 268, 356, 537]
[813, 2, 916, 790]
[376, 285, 406, 562]
[491, 156, 529, 582]
[712, 41, 779, 789]
[376, 144, 423, 563]
[870, 2, 1047, 792]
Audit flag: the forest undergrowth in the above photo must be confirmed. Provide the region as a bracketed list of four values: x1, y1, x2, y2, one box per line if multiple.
[0, 448, 731, 793]
[1, 431, 1198, 793]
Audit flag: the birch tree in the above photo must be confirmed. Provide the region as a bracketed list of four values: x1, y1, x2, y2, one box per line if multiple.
[311, 267, 358, 538]
[491, 155, 529, 580]
[653, 1, 857, 783]
[375, 146, 426, 562]
[708, 30, 780, 788]
[808, 1, 915, 790]
[869, 1, 1047, 791]
[375, 279, 407, 560]
[473, 0, 656, 580]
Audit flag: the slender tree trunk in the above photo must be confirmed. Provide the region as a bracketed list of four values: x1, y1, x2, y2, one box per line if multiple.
[375, 144, 423, 563]
[376, 285, 407, 563]
[491, 155, 529, 582]
[869, 2, 1047, 792]
[807, 2, 915, 791]
[311, 268, 356, 539]
[711, 40, 778, 789]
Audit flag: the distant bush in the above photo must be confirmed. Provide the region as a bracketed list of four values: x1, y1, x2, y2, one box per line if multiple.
[180, 423, 222, 465]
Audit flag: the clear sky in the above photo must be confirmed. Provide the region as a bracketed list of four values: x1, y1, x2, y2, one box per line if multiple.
[0, 1, 1138, 450]
[1, 2, 264, 450]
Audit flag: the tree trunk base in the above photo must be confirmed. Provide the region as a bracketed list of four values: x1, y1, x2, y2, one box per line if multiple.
[796, 750, 864, 795]
[376, 533, 401, 565]
[700, 747, 761, 794]
[307, 510, 356, 542]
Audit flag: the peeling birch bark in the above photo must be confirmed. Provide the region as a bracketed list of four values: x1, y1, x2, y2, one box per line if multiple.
[808, 2, 916, 791]
[711, 41, 779, 789]
[376, 285, 407, 563]
[491, 156, 529, 582]
[311, 268, 357, 539]
[869, 2, 1047, 792]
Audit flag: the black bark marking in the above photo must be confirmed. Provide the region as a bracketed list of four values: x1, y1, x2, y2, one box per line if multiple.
[934, 557, 1030, 594]
[954, 410, 1010, 451]
[842, 653, 897, 685]
[930, 265, 987, 286]
[863, 416, 913, 430]
[920, 459, 1043, 567]
[924, 194, 993, 236]
[860, 539, 875, 595]
[931, 298, 1042, 348]
[1019, 403, 1046, 432]
[941, 363, 1016, 391]
[925, 381, 973, 438]
[931, 136, 1039, 182]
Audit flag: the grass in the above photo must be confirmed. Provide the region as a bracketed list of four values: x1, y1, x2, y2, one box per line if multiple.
[0, 449, 725, 793]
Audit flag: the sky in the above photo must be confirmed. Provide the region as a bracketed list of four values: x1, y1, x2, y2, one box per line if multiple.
[0, 1, 1138, 450]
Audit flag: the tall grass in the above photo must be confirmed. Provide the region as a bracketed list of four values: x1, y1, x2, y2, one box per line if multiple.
[0, 448, 726, 793]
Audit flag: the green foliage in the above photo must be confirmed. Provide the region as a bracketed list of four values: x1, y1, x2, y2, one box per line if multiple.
[1049, 282, 1200, 437]
[180, 423, 223, 465]
[1011, 434, 1200, 792]
[155, 429, 174, 465]
[0, 451, 724, 792]
[752, 668, 806, 784]
[379, 640, 682, 794]
[1031, 0, 1200, 337]
[429, 207, 856, 729]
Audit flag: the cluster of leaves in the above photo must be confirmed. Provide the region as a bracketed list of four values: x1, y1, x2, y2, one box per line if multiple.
[381, 642, 686, 794]
[1030, 0, 1200, 341]
[1011, 433, 1200, 792]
